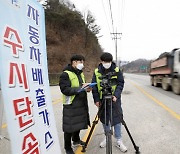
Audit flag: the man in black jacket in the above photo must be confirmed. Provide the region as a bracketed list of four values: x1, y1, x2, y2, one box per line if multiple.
[59, 55, 90, 154]
[91, 52, 127, 152]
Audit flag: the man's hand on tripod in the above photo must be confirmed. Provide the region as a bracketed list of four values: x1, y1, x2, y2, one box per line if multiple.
[112, 96, 117, 102]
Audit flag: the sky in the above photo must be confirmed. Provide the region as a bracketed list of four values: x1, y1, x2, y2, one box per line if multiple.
[68, 0, 180, 62]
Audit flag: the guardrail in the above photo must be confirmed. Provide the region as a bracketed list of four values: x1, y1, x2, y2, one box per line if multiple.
[48, 73, 61, 86]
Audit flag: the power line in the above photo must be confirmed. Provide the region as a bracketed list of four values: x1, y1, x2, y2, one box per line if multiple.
[101, 0, 116, 54]
[119, 0, 125, 32]
[101, 0, 125, 62]
[101, 0, 111, 36]
[114, 0, 125, 63]
[108, 0, 115, 34]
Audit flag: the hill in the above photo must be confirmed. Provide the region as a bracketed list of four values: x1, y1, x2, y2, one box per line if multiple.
[44, 0, 103, 81]
[122, 59, 150, 73]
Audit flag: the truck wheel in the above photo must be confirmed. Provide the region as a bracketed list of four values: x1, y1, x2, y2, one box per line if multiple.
[172, 78, 180, 95]
[153, 77, 159, 87]
[162, 77, 170, 91]
[151, 77, 154, 86]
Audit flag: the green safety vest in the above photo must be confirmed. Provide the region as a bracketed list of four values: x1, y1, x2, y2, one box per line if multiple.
[62, 70, 85, 105]
[95, 67, 119, 99]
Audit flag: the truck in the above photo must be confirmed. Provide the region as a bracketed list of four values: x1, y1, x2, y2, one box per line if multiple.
[149, 48, 180, 95]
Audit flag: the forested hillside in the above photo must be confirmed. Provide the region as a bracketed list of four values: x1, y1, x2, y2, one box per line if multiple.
[122, 59, 150, 73]
[44, 0, 103, 80]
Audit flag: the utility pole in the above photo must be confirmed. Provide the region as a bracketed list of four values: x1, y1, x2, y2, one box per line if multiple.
[111, 29, 122, 65]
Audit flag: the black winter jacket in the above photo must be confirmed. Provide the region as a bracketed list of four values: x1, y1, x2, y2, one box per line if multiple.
[59, 64, 90, 133]
[91, 62, 124, 126]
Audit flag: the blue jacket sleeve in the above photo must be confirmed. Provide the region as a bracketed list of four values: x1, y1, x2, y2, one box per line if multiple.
[113, 70, 124, 99]
[91, 72, 100, 103]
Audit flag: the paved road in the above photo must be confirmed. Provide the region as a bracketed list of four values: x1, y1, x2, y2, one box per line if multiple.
[0, 73, 180, 154]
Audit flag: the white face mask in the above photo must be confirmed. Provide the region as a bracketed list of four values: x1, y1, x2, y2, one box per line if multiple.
[102, 63, 111, 69]
[76, 63, 84, 70]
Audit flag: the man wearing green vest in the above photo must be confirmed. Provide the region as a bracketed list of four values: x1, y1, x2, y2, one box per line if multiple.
[91, 52, 127, 152]
[59, 55, 90, 154]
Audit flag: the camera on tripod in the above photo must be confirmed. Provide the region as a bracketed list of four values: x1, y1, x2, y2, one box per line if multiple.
[99, 72, 117, 96]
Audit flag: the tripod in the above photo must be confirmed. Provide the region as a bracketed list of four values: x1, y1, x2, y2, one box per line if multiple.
[81, 93, 113, 154]
[81, 93, 140, 154]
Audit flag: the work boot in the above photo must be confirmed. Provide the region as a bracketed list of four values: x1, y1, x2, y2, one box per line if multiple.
[116, 139, 127, 153]
[65, 148, 74, 154]
[72, 140, 85, 147]
[99, 137, 106, 148]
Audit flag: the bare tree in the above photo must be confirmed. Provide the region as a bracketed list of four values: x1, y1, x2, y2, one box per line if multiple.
[86, 10, 100, 35]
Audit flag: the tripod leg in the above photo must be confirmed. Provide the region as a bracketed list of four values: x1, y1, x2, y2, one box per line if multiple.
[104, 96, 113, 154]
[113, 102, 140, 153]
[106, 129, 113, 154]
[82, 100, 106, 152]
[81, 116, 99, 152]
[122, 120, 140, 154]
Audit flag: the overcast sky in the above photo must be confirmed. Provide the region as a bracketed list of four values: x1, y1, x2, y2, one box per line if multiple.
[69, 0, 180, 62]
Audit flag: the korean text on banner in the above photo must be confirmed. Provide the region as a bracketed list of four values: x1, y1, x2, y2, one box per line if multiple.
[0, 0, 61, 153]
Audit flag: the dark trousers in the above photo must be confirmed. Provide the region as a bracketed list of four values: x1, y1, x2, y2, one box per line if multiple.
[64, 130, 80, 150]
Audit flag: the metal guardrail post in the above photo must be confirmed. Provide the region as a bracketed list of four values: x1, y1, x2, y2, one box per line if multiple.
[48, 73, 61, 86]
